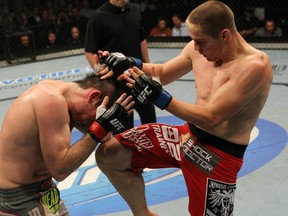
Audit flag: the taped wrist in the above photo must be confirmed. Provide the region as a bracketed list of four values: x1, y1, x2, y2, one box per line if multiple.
[131, 57, 143, 69]
[153, 90, 173, 110]
[88, 121, 109, 142]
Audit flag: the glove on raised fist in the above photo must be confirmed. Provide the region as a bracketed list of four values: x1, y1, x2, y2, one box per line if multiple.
[104, 52, 143, 77]
[88, 102, 128, 142]
[132, 74, 172, 110]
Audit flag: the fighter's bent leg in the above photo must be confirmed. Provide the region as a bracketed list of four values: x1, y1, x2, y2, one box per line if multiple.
[96, 137, 158, 216]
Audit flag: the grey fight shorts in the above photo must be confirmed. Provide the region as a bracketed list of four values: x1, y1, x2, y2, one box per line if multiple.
[0, 178, 69, 216]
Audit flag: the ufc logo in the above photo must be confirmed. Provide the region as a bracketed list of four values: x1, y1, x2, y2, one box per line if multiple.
[110, 119, 124, 131]
[137, 86, 152, 103]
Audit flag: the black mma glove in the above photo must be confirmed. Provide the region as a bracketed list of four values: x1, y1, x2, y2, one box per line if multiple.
[88, 103, 128, 142]
[132, 74, 173, 110]
[105, 52, 143, 77]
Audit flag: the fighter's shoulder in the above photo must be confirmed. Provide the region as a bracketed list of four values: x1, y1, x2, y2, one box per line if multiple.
[237, 50, 272, 81]
[247, 48, 269, 61]
[180, 40, 195, 57]
[33, 81, 65, 104]
[184, 40, 194, 50]
[182, 40, 200, 57]
[239, 49, 270, 71]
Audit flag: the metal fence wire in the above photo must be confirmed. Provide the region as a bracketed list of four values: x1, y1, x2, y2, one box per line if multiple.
[0, 0, 287, 68]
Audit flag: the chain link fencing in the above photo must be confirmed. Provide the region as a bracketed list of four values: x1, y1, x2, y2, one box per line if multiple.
[0, 0, 287, 68]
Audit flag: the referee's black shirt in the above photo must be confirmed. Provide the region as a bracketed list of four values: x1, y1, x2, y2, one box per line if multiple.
[85, 2, 145, 60]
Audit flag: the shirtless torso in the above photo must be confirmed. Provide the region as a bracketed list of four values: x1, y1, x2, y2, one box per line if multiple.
[151, 35, 272, 145]
[191, 43, 272, 144]
[0, 81, 70, 188]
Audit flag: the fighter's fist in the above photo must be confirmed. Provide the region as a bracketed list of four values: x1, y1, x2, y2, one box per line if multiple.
[104, 52, 143, 77]
[88, 94, 134, 142]
[132, 73, 172, 110]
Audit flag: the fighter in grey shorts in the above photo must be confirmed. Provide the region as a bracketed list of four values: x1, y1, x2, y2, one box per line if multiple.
[0, 178, 68, 216]
[0, 74, 134, 215]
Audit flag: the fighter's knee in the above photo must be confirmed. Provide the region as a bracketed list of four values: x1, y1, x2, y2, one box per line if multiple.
[95, 138, 132, 172]
[95, 144, 113, 170]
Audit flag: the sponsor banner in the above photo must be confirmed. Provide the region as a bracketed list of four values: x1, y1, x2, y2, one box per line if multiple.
[1, 49, 287, 101]
[0, 66, 92, 100]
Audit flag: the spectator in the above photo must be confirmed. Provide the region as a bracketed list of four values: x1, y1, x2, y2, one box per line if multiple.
[34, 9, 55, 48]
[29, 6, 41, 25]
[11, 34, 31, 57]
[69, 7, 88, 36]
[79, 0, 95, 19]
[20, 34, 29, 45]
[56, 9, 70, 44]
[236, 7, 260, 38]
[67, 26, 83, 47]
[20, 12, 29, 28]
[149, 16, 172, 36]
[171, 13, 190, 37]
[46, 30, 58, 49]
[66, 2, 74, 19]
[85, 0, 156, 133]
[15, 33, 35, 60]
[255, 19, 282, 37]
[7, 14, 17, 32]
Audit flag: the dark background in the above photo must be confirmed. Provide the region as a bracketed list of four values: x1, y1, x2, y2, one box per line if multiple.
[0, 0, 287, 67]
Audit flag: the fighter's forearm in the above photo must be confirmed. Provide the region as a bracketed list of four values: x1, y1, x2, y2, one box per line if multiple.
[53, 134, 97, 181]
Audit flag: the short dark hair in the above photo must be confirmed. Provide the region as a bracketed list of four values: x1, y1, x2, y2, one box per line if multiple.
[186, 0, 236, 38]
[74, 73, 123, 107]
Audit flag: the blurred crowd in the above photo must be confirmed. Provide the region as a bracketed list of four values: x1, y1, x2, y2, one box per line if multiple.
[0, 0, 287, 61]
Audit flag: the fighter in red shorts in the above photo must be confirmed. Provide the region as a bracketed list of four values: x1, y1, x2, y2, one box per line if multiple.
[95, 1, 272, 215]
[113, 122, 246, 215]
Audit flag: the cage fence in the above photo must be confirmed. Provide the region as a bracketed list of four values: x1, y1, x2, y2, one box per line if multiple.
[0, 0, 287, 68]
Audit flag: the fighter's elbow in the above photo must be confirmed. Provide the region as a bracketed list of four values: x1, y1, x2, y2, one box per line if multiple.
[52, 173, 67, 182]
[201, 114, 223, 131]
[49, 167, 69, 182]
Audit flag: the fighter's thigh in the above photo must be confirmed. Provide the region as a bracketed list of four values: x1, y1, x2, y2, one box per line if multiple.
[96, 137, 132, 170]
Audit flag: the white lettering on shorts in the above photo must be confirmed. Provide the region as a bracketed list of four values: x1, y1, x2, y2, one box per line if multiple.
[204, 178, 236, 216]
[162, 126, 179, 142]
[152, 125, 181, 160]
[153, 125, 169, 154]
[167, 142, 181, 161]
[122, 125, 154, 151]
[181, 133, 220, 175]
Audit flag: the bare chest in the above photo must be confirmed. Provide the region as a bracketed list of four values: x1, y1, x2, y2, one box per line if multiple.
[193, 63, 232, 102]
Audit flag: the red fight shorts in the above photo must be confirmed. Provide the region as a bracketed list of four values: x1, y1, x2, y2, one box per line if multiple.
[114, 122, 247, 216]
